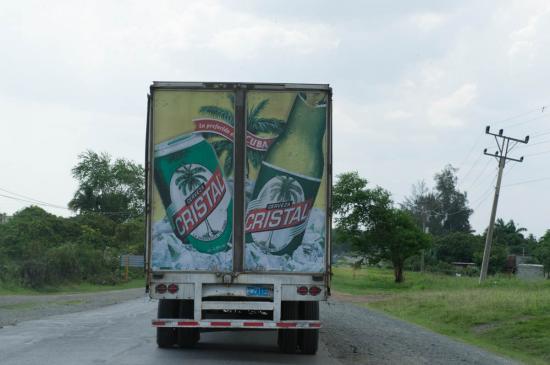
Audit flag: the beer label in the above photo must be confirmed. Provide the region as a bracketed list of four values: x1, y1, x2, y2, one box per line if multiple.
[167, 164, 229, 242]
[246, 162, 320, 254]
[193, 118, 277, 151]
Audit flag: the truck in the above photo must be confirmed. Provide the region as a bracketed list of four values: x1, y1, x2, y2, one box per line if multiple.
[145, 82, 332, 354]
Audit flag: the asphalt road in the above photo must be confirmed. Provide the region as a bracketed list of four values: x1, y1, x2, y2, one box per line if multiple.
[0, 298, 338, 365]
[0, 294, 520, 365]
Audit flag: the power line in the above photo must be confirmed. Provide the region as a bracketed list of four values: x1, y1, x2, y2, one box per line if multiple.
[461, 158, 493, 192]
[502, 177, 550, 188]
[517, 138, 550, 149]
[458, 153, 483, 182]
[532, 129, 550, 138]
[0, 192, 142, 217]
[524, 149, 550, 157]
[502, 111, 550, 129]
[457, 134, 483, 171]
[0, 187, 68, 210]
[493, 105, 547, 126]
[0, 192, 70, 210]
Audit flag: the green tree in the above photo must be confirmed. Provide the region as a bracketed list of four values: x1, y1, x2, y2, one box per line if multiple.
[115, 216, 145, 254]
[368, 209, 432, 283]
[534, 230, 550, 277]
[68, 151, 144, 222]
[404, 166, 472, 235]
[433, 165, 472, 234]
[402, 180, 439, 233]
[332, 172, 391, 261]
[434, 232, 482, 263]
[333, 172, 392, 232]
[333, 172, 430, 282]
[493, 219, 530, 255]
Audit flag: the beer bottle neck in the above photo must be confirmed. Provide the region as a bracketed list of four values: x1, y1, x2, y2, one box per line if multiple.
[284, 94, 326, 141]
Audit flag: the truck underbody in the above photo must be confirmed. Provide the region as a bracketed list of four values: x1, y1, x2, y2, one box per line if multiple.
[149, 272, 325, 354]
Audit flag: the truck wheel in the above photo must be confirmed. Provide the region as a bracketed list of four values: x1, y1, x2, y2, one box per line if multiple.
[278, 301, 298, 354]
[177, 300, 200, 348]
[298, 301, 319, 355]
[157, 299, 179, 348]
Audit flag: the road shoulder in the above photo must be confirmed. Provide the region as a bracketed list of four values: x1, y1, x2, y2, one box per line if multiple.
[0, 287, 145, 327]
[320, 297, 520, 365]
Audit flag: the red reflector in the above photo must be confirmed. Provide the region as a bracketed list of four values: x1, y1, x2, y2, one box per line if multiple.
[309, 286, 322, 296]
[178, 321, 199, 326]
[277, 322, 297, 328]
[211, 321, 231, 327]
[297, 286, 308, 295]
[155, 284, 167, 294]
[152, 320, 166, 326]
[243, 322, 264, 327]
[309, 322, 321, 328]
[167, 283, 179, 294]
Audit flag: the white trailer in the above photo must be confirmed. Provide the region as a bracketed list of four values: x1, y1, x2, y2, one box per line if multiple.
[145, 82, 332, 354]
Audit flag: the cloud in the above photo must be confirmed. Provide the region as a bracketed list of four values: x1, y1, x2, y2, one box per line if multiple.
[208, 21, 340, 60]
[508, 5, 550, 62]
[384, 110, 412, 120]
[409, 12, 447, 31]
[428, 83, 477, 127]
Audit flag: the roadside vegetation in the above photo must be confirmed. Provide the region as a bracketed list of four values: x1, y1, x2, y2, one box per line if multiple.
[333, 167, 550, 282]
[0, 277, 144, 296]
[332, 266, 550, 365]
[332, 166, 550, 364]
[0, 151, 145, 290]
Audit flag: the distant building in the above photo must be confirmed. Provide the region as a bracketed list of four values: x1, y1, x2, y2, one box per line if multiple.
[0, 213, 11, 224]
[516, 264, 545, 280]
[451, 262, 476, 270]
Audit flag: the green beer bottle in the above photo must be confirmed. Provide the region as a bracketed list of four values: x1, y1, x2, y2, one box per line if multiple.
[245, 92, 326, 255]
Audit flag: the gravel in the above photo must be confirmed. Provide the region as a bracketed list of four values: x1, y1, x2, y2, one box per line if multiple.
[0, 288, 145, 327]
[319, 299, 521, 365]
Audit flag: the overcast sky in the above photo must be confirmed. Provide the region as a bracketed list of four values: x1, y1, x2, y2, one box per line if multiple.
[1, 0, 549, 237]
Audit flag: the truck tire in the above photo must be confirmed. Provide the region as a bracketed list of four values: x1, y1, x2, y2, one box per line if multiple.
[177, 300, 200, 348]
[298, 301, 319, 355]
[157, 299, 179, 348]
[278, 301, 299, 353]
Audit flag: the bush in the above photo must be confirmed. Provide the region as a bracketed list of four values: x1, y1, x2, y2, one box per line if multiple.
[0, 207, 146, 289]
[20, 257, 50, 288]
[426, 261, 456, 276]
[46, 244, 82, 284]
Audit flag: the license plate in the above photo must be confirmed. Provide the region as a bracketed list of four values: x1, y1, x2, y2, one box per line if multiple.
[246, 286, 271, 297]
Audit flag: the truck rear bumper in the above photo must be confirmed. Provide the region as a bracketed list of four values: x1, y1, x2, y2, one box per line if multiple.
[152, 319, 321, 329]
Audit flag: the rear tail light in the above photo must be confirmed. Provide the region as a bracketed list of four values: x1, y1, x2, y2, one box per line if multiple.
[167, 283, 179, 294]
[309, 286, 322, 296]
[155, 283, 167, 294]
[297, 286, 309, 295]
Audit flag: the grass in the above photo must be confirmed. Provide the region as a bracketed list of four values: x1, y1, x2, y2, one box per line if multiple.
[332, 266, 550, 365]
[0, 278, 144, 296]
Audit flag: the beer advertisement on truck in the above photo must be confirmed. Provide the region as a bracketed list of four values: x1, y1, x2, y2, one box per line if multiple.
[150, 88, 328, 273]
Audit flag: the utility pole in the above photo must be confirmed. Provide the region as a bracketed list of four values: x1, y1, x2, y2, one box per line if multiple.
[479, 126, 529, 283]
[420, 208, 428, 273]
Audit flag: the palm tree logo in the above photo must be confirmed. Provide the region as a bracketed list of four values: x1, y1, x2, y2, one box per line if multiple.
[174, 164, 218, 238]
[199, 95, 235, 177]
[199, 96, 284, 178]
[265, 175, 303, 251]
